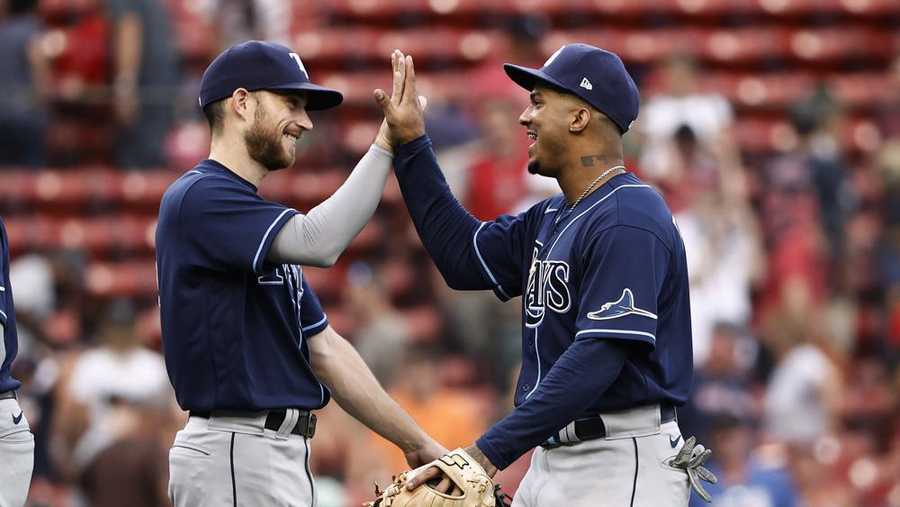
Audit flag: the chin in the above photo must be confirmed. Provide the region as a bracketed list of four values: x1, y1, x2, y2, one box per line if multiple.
[527, 159, 555, 177]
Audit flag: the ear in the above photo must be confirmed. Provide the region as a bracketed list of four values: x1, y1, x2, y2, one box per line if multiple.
[569, 107, 591, 133]
[230, 88, 254, 122]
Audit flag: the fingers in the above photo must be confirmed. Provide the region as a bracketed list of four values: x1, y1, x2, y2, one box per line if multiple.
[400, 54, 417, 106]
[435, 475, 452, 493]
[373, 89, 389, 110]
[696, 466, 718, 484]
[392, 50, 406, 106]
[405, 465, 440, 491]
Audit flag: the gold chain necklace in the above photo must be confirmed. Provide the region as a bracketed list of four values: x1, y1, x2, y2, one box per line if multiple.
[557, 165, 625, 223]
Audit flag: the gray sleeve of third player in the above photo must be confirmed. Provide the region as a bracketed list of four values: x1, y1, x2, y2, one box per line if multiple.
[268, 144, 393, 267]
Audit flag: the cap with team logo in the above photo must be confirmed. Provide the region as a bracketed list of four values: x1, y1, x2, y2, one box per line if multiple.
[504, 43, 639, 133]
[199, 40, 343, 111]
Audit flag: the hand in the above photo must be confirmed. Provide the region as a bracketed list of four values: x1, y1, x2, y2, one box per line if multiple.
[374, 49, 427, 146]
[405, 443, 496, 493]
[403, 436, 446, 469]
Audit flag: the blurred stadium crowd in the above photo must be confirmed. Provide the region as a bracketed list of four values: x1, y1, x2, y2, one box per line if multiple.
[0, 0, 899, 506]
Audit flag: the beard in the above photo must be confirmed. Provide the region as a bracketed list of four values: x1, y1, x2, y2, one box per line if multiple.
[244, 107, 294, 171]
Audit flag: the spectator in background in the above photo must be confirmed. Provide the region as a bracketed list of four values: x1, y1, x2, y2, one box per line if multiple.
[640, 54, 739, 181]
[344, 262, 411, 386]
[77, 396, 178, 507]
[0, 0, 50, 167]
[205, 0, 292, 48]
[671, 124, 764, 364]
[875, 110, 900, 365]
[766, 97, 853, 284]
[105, 0, 178, 168]
[369, 347, 486, 474]
[690, 414, 797, 507]
[678, 322, 758, 444]
[762, 281, 843, 444]
[52, 299, 171, 491]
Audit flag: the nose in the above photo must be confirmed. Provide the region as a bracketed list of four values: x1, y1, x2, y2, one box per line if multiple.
[519, 106, 532, 126]
[295, 108, 313, 131]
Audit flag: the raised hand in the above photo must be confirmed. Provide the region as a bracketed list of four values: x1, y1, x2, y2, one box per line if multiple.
[374, 50, 427, 147]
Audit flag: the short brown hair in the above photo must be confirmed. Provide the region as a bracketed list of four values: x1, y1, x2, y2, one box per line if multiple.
[202, 100, 225, 134]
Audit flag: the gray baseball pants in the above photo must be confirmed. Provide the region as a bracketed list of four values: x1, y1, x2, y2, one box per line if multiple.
[0, 397, 34, 507]
[169, 410, 315, 506]
[512, 406, 691, 507]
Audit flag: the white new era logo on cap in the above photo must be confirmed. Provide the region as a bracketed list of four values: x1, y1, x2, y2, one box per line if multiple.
[580, 78, 593, 90]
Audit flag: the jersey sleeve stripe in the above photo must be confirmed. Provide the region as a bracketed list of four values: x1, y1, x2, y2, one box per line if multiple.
[0, 309, 6, 321]
[575, 328, 656, 341]
[252, 208, 297, 273]
[473, 222, 512, 301]
[301, 315, 328, 333]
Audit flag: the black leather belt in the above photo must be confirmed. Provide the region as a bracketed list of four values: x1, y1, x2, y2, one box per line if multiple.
[0, 390, 17, 400]
[542, 404, 677, 449]
[189, 409, 316, 439]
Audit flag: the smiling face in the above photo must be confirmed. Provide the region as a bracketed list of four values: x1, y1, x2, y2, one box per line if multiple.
[243, 90, 312, 171]
[519, 84, 578, 178]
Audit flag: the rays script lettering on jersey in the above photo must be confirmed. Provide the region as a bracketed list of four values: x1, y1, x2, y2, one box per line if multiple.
[524, 244, 571, 327]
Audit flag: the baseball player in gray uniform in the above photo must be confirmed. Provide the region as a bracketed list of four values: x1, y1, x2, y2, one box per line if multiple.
[157, 43, 443, 506]
[1, 216, 34, 507]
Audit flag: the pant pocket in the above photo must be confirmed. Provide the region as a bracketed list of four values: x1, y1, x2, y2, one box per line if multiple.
[169, 443, 213, 507]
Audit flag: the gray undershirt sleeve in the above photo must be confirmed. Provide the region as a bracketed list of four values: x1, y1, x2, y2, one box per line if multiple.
[268, 144, 393, 267]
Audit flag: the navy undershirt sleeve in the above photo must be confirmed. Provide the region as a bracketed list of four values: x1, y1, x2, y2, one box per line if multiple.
[394, 135, 492, 291]
[476, 338, 629, 470]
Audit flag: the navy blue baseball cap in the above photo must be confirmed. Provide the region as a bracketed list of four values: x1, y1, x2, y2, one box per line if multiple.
[199, 40, 343, 111]
[504, 43, 639, 133]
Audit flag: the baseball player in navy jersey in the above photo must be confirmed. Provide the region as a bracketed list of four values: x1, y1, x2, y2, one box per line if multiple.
[157, 42, 444, 506]
[0, 217, 35, 507]
[379, 47, 717, 506]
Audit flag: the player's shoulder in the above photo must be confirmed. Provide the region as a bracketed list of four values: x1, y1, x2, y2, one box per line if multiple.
[594, 174, 678, 248]
[161, 160, 256, 213]
[523, 193, 567, 220]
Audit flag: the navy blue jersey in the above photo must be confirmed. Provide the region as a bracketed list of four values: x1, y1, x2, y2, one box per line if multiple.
[0, 217, 21, 393]
[475, 172, 693, 413]
[156, 159, 330, 412]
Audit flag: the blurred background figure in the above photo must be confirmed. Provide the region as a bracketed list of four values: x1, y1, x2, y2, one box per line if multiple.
[0, 0, 50, 167]
[0, 2, 898, 505]
[52, 298, 175, 505]
[689, 413, 797, 507]
[105, 0, 178, 169]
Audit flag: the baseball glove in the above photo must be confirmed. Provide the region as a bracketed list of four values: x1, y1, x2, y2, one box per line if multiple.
[668, 436, 718, 503]
[364, 448, 511, 507]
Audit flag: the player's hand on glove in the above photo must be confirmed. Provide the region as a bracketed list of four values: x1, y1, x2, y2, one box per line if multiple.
[669, 436, 718, 503]
[374, 49, 427, 147]
[364, 447, 510, 507]
[402, 437, 447, 469]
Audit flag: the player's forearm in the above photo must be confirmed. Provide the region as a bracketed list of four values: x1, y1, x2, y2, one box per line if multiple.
[394, 135, 490, 290]
[476, 338, 628, 470]
[268, 144, 392, 267]
[309, 327, 430, 453]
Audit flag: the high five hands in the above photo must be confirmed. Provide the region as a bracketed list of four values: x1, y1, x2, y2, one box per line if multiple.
[374, 49, 428, 151]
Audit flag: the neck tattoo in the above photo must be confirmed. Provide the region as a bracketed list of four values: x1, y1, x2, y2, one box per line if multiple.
[564, 164, 626, 212]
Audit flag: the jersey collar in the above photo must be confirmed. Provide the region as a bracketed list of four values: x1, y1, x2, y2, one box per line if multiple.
[201, 159, 259, 192]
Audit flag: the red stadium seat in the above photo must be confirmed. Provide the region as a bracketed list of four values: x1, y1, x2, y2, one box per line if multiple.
[290, 28, 508, 67]
[733, 116, 883, 154]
